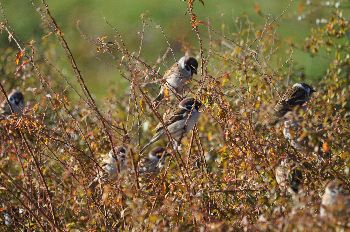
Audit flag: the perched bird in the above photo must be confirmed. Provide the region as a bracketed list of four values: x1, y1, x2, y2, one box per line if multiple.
[320, 179, 350, 225]
[282, 116, 305, 151]
[275, 157, 303, 195]
[274, 83, 317, 152]
[0, 90, 25, 115]
[88, 146, 128, 189]
[282, 112, 332, 160]
[153, 56, 198, 108]
[1, 206, 25, 228]
[274, 83, 316, 118]
[141, 97, 202, 153]
[138, 146, 170, 174]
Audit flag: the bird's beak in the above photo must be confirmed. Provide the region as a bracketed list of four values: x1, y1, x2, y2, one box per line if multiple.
[191, 65, 197, 75]
[311, 88, 316, 93]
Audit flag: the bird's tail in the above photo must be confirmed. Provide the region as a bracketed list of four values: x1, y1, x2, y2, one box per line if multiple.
[266, 108, 287, 127]
[141, 133, 161, 154]
[88, 176, 100, 190]
[267, 117, 281, 127]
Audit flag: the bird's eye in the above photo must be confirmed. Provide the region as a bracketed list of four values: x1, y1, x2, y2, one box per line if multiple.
[185, 64, 191, 71]
[9, 97, 14, 102]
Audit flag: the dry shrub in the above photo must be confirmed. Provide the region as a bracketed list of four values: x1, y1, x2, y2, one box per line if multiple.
[0, 0, 349, 231]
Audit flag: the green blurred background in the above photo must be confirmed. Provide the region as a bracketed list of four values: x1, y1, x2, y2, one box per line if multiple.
[1, 0, 347, 99]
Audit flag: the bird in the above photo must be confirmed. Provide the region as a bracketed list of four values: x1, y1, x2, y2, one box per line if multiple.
[88, 146, 128, 190]
[138, 146, 170, 174]
[282, 112, 332, 160]
[152, 56, 198, 108]
[282, 116, 305, 151]
[141, 97, 202, 153]
[320, 179, 350, 225]
[0, 90, 25, 115]
[275, 156, 303, 196]
[274, 83, 316, 118]
[1, 204, 25, 228]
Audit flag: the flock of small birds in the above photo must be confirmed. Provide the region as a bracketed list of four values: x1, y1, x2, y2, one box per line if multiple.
[1, 55, 349, 226]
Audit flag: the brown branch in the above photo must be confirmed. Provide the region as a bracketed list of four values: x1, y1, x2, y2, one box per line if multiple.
[39, 0, 120, 164]
[18, 129, 61, 230]
[0, 82, 14, 114]
[0, 167, 60, 230]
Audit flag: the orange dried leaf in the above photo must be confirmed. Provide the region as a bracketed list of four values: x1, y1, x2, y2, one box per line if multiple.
[15, 51, 24, 65]
[233, 46, 242, 55]
[15, 59, 30, 75]
[56, 29, 64, 36]
[51, 99, 61, 109]
[298, 2, 304, 14]
[322, 142, 330, 153]
[139, 99, 146, 112]
[254, 3, 262, 15]
[163, 87, 169, 99]
[222, 72, 230, 79]
[194, 20, 208, 27]
[255, 30, 262, 38]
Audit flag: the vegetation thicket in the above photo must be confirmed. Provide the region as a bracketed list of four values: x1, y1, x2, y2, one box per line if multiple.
[0, 0, 349, 231]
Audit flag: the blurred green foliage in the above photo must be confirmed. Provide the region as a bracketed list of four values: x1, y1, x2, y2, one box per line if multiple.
[1, 0, 348, 99]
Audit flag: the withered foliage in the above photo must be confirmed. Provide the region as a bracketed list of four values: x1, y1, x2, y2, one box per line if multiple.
[0, 0, 349, 231]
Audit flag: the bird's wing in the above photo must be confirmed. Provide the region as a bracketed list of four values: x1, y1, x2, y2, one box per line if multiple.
[163, 63, 179, 80]
[138, 157, 157, 173]
[155, 108, 187, 133]
[284, 87, 308, 106]
[274, 86, 309, 117]
[152, 63, 179, 108]
[152, 89, 164, 108]
[338, 182, 350, 196]
[288, 167, 303, 193]
[88, 177, 100, 190]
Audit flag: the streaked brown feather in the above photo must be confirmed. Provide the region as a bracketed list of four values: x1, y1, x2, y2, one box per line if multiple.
[163, 63, 180, 80]
[274, 85, 310, 117]
[155, 108, 187, 132]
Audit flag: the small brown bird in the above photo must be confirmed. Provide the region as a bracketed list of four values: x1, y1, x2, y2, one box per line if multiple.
[282, 113, 332, 159]
[138, 147, 170, 174]
[320, 179, 350, 225]
[0, 90, 25, 115]
[282, 117, 305, 151]
[275, 157, 303, 195]
[88, 146, 128, 189]
[274, 83, 316, 118]
[141, 97, 202, 153]
[153, 56, 198, 108]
